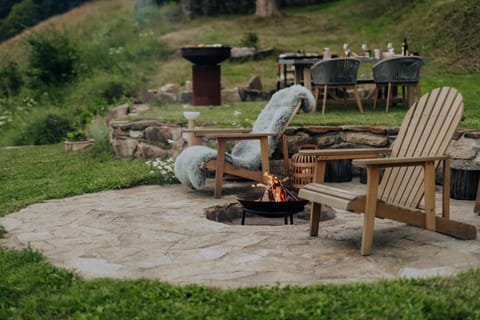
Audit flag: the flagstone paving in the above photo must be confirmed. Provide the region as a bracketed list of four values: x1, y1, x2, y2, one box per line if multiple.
[1, 179, 479, 289]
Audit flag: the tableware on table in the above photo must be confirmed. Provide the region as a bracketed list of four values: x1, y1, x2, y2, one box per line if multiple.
[343, 43, 350, 57]
[387, 42, 394, 54]
[323, 48, 331, 60]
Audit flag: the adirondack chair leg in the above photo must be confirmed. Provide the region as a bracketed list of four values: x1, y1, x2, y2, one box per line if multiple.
[424, 161, 437, 230]
[442, 157, 451, 219]
[282, 135, 290, 177]
[214, 138, 227, 198]
[308, 159, 327, 236]
[259, 136, 270, 177]
[361, 166, 380, 256]
[310, 202, 322, 236]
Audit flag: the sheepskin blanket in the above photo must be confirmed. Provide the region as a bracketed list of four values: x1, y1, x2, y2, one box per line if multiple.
[174, 85, 316, 190]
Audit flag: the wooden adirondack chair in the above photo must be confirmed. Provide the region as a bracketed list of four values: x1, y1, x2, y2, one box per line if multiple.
[175, 85, 315, 198]
[298, 87, 477, 255]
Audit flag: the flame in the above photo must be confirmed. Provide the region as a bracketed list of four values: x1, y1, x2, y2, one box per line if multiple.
[262, 172, 287, 202]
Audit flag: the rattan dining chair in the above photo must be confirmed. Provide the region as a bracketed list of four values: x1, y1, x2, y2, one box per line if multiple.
[372, 56, 423, 112]
[310, 58, 364, 114]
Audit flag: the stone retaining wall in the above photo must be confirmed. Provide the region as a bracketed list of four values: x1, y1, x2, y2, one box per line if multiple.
[110, 120, 480, 168]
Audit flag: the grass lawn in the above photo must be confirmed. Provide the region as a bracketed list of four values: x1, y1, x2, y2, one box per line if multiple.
[1, 0, 480, 317]
[1, 144, 480, 319]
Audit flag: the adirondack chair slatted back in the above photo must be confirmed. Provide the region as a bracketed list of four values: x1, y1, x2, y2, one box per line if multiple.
[378, 87, 464, 208]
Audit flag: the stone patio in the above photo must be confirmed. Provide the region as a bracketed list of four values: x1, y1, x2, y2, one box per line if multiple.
[1, 179, 479, 289]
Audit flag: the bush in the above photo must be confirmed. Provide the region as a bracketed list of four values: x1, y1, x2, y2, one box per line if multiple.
[15, 113, 73, 145]
[24, 29, 79, 87]
[0, 61, 23, 97]
[240, 32, 259, 48]
[0, 0, 39, 41]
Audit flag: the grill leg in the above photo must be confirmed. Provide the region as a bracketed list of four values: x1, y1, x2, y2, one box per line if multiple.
[290, 213, 294, 225]
[241, 210, 246, 225]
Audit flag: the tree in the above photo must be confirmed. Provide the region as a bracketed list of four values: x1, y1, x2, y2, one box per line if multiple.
[0, 0, 22, 19]
[255, 0, 281, 17]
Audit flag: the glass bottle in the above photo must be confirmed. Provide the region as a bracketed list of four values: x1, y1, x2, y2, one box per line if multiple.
[401, 37, 408, 56]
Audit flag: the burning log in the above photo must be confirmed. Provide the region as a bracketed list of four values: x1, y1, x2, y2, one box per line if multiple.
[252, 172, 299, 202]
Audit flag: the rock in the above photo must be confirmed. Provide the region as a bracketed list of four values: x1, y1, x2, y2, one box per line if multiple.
[447, 137, 477, 160]
[184, 80, 193, 91]
[128, 104, 150, 117]
[129, 130, 144, 139]
[136, 142, 172, 158]
[316, 134, 337, 147]
[108, 103, 129, 122]
[160, 83, 181, 97]
[111, 138, 138, 158]
[145, 126, 173, 148]
[303, 126, 342, 134]
[238, 88, 270, 101]
[230, 47, 256, 60]
[141, 88, 177, 104]
[180, 91, 193, 104]
[221, 87, 241, 103]
[130, 120, 163, 130]
[340, 131, 389, 147]
[247, 76, 263, 91]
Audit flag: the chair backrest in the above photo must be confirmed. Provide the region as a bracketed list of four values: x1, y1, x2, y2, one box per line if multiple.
[311, 58, 360, 85]
[229, 85, 315, 169]
[378, 87, 464, 208]
[372, 56, 422, 84]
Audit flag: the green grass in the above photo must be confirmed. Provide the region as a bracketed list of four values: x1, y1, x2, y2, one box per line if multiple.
[1, 247, 480, 319]
[1, 1, 480, 318]
[0, 130, 479, 319]
[0, 144, 166, 217]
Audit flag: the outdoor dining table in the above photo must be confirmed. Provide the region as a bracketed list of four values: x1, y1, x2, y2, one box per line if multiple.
[277, 54, 432, 92]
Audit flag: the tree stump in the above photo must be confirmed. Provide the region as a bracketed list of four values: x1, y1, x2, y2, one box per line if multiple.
[325, 160, 352, 182]
[450, 161, 480, 200]
[358, 165, 384, 184]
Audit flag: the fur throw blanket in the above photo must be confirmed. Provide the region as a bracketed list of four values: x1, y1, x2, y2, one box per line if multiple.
[174, 85, 315, 189]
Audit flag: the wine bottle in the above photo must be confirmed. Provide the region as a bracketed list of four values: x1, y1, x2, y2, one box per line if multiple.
[401, 37, 408, 56]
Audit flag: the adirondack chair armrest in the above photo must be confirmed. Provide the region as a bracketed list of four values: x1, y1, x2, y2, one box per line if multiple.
[183, 128, 252, 136]
[302, 148, 392, 184]
[353, 155, 450, 168]
[204, 132, 277, 140]
[299, 148, 391, 161]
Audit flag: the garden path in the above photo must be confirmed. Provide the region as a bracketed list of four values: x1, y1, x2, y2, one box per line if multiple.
[1, 180, 479, 289]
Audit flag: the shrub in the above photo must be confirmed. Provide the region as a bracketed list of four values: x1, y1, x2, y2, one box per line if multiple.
[24, 29, 79, 87]
[16, 113, 73, 145]
[0, 61, 23, 97]
[240, 32, 259, 48]
[0, 0, 39, 41]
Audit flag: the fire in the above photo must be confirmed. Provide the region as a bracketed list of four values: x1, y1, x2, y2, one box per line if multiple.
[252, 172, 299, 202]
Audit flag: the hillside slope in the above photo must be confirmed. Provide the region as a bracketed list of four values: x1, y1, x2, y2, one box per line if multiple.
[1, 0, 478, 90]
[0, 0, 479, 147]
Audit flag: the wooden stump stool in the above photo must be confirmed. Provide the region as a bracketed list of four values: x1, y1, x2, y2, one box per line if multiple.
[325, 159, 352, 182]
[450, 160, 480, 201]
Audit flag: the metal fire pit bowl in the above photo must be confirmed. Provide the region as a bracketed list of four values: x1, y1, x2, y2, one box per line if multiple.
[236, 192, 308, 225]
[181, 46, 231, 65]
